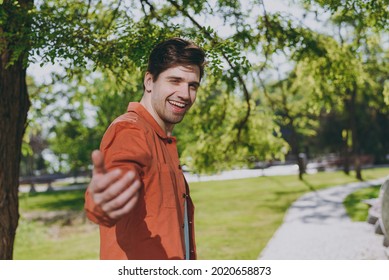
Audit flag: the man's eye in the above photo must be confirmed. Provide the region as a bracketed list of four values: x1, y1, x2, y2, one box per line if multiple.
[189, 84, 199, 91]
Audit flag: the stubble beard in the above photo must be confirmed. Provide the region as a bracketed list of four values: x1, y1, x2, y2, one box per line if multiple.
[161, 110, 186, 126]
[158, 100, 190, 126]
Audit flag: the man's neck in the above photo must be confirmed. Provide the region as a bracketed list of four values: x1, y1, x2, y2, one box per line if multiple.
[140, 98, 174, 136]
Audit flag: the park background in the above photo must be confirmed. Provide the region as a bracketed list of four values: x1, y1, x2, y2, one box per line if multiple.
[0, 0, 388, 259]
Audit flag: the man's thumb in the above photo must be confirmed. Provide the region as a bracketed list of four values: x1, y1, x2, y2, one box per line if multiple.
[92, 150, 106, 174]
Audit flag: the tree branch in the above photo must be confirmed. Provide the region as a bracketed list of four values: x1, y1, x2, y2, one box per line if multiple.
[84, 0, 92, 18]
[166, 0, 251, 142]
[106, 0, 123, 31]
[140, 0, 166, 23]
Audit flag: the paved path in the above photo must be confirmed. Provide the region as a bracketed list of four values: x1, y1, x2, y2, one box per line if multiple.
[259, 177, 389, 260]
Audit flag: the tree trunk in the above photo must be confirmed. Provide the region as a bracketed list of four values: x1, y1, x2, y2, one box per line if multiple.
[288, 120, 305, 180]
[0, 0, 32, 259]
[349, 88, 363, 181]
[297, 154, 305, 181]
[342, 129, 350, 175]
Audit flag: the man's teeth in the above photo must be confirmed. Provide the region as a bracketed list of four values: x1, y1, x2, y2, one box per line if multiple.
[169, 101, 186, 108]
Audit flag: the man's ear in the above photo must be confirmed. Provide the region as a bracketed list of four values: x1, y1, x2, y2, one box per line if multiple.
[144, 72, 153, 93]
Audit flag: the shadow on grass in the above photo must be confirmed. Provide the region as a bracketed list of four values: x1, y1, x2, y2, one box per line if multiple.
[302, 178, 317, 193]
[19, 189, 85, 211]
[258, 177, 310, 213]
[261, 176, 287, 189]
[263, 175, 317, 193]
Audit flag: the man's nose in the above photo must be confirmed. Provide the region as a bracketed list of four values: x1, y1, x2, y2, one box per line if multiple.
[176, 83, 191, 99]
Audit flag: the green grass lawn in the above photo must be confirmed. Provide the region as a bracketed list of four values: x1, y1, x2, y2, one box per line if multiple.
[14, 218, 100, 260]
[344, 185, 381, 222]
[19, 189, 86, 211]
[14, 167, 389, 260]
[15, 189, 100, 259]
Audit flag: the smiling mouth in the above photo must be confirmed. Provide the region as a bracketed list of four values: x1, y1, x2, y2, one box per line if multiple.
[168, 100, 187, 109]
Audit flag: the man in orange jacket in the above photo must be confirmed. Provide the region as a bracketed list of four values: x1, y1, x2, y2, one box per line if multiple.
[84, 38, 206, 260]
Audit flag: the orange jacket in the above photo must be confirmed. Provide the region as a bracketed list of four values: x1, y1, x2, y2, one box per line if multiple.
[85, 102, 196, 260]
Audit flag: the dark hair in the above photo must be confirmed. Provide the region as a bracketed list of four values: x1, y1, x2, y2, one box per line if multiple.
[147, 38, 206, 81]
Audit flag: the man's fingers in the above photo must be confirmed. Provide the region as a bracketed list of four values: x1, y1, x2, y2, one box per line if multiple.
[90, 168, 122, 194]
[93, 170, 139, 205]
[106, 193, 140, 220]
[101, 178, 142, 214]
[92, 150, 106, 175]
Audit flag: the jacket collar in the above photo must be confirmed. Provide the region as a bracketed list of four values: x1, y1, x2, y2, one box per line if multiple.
[127, 102, 176, 142]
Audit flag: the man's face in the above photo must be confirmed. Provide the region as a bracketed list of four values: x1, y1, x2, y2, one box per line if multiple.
[145, 65, 201, 132]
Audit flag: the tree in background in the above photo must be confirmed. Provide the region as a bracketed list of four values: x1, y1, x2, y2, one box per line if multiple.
[260, 76, 320, 180]
[47, 70, 144, 176]
[0, 0, 32, 259]
[294, 0, 389, 180]
[174, 75, 288, 174]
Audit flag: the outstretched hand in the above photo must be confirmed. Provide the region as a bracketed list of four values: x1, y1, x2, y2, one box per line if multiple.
[88, 150, 141, 220]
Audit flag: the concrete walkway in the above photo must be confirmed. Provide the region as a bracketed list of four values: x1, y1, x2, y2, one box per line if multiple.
[259, 177, 389, 260]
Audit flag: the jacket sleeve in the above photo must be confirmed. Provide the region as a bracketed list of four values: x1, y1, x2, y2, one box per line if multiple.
[84, 121, 152, 227]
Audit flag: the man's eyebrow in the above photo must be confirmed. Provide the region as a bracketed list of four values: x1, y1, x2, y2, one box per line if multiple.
[166, 75, 184, 80]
